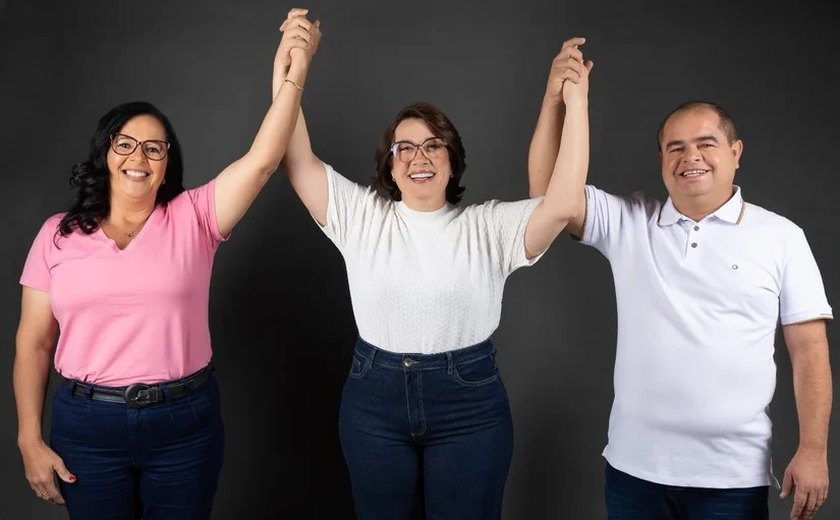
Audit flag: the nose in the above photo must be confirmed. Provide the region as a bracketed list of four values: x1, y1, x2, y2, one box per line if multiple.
[128, 146, 149, 162]
[682, 145, 702, 163]
[411, 148, 432, 165]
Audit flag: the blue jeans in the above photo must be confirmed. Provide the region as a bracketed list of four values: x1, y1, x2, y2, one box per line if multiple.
[50, 373, 224, 520]
[339, 337, 513, 520]
[605, 462, 769, 520]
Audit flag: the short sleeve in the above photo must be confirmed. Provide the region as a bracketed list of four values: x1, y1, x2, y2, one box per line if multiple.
[779, 227, 833, 325]
[20, 215, 62, 292]
[187, 179, 227, 243]
[579, 185, 648, 257]
[483, 197, 544, 275]
[322, 163, 382, 251]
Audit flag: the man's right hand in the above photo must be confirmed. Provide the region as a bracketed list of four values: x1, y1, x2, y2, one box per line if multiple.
[544, 37, 588, 106]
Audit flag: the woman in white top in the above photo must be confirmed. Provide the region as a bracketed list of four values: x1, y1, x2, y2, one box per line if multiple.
[276, 10, 592, 519]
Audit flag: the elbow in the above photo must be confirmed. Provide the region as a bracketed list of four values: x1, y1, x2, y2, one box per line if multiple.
[544, 198, 582, 225]
[529, 182, 549, 198]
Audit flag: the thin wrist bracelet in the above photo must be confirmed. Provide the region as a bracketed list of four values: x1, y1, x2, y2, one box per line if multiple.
[284, 78, 304, 91]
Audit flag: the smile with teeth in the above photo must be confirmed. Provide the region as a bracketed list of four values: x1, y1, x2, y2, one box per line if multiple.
[680, 169, 708, 177]
[408, 171, 435, 182]
[122, 169, 150, 179]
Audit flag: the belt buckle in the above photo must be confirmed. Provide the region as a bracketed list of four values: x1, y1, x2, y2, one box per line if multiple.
[125, 383, 154, 408]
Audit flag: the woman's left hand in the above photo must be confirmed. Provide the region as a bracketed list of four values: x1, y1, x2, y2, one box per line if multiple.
[275, 8, 321, 83]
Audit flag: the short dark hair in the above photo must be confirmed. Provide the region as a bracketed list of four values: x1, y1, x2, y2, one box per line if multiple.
[373, 102, 466, 204]
[657, 101, 738, 150]
[57, 101, 185, 239]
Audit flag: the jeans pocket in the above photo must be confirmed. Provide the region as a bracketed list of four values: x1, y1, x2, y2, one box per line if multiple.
[348, 354, 370, 379]
[452, 354, 499, 387]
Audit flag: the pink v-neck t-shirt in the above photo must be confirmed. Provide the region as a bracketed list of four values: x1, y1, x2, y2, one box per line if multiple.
[20, 181, 226, 387]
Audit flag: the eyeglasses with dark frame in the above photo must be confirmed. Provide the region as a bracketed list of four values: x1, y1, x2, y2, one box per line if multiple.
[110, 133, 170, 161]
[390, 137, 448, 164]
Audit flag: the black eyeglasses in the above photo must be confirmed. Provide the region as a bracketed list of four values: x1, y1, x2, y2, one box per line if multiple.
[110, 133, 170, 161]
[390, 137, 448, 163]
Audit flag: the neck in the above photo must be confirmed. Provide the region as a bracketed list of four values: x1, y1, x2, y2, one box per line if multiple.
[401, 196, 447, 212]
[108, 194, 156, 224]
[671, 189, 734, 222]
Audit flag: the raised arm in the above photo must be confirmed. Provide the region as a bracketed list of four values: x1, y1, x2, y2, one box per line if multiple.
[14, 287, 75, 505]
[213, 8, 321, 236]
[523, 42, 593, 258]
[779, 320, 832, 520]
[275, 10, 329, 226]
[527, 38, 589, 238]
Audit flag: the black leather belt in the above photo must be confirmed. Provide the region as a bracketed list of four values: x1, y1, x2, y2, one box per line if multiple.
[69, 364, 213, 409]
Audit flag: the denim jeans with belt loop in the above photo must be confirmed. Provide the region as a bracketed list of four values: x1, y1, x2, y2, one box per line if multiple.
[49, 372, 224, 520]
[339, 336, 513, 520]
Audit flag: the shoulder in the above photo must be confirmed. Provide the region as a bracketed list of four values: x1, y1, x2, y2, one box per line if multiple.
[43, 212, 67, 228]
[465, 197, 540, 215]
[742, 201, 801, 232]
[325, 163, 389, 207]
[35, 212, 68, 239]
[587, 185, 663, 217]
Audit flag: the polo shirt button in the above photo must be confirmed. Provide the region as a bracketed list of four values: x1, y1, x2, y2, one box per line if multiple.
[691, 242, 698, 248]
[694, 225, 700, 231]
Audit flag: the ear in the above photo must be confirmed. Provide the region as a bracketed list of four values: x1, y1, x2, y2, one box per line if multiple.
[731, 139, 744, 169]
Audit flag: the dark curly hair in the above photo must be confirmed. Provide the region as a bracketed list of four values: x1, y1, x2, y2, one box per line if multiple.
[373, 103, 466, 204]
[57, 101, 185, 239]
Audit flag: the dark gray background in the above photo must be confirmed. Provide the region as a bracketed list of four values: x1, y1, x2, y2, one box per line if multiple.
[2, 0, 838, 518]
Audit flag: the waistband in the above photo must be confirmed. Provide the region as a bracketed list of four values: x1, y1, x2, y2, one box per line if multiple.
[354, 336, 495, 371]
[64, 363, 213, 409]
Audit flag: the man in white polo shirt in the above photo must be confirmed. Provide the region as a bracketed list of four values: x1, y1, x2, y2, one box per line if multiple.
[528, 96, 832, 519]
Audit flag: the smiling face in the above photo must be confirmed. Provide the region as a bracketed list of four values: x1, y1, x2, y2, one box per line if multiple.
[659, 107, 743, 216]
[106, 114, 169, 205]
[391, 118, 452, 211]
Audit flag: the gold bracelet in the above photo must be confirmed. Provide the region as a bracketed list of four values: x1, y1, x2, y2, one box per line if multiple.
[284, 78, 304, 91]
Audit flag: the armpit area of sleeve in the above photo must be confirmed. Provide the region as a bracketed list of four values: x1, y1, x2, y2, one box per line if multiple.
[577, 185, 598, 245]
[19, 276, 49, 293]
[514, 197, 547, 269]
[317, 162, 340, 240]
[781, 308, 834, 326]
[205, 179, 230, 242]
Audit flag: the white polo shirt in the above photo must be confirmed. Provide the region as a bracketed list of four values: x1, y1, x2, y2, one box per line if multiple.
[581, 184, 832, 488]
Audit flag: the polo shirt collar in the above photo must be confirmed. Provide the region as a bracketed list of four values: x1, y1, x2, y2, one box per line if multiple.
[658, 186, 745, 226]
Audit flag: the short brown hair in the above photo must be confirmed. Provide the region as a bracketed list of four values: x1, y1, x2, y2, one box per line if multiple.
[657, 101, 738, 150]
[373, 103, 466, 204]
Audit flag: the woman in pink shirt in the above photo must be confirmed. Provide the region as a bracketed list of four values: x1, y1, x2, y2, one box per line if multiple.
[14, 11, 320, 519]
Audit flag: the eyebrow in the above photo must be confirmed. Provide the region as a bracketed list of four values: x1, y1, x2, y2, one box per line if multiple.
[115, 132, 167, 142]
[393, 137, 440, 145]
[664, 135, 719, 149]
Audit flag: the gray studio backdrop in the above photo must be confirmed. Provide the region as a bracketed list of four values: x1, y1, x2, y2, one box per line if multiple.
[2, 0, 838, 518]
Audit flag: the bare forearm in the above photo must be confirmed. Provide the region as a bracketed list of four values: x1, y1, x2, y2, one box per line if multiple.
[13, 344, 52, 446]
[280, 106, 320, 175]
[542, 97, 588, 221]
[792, 349, 832, 452]
[242, 63, 308, 176]
[528, 96, 565, 197]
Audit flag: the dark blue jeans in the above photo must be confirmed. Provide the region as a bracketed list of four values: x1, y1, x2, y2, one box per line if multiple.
[605, 462, 769, 520]
[339, 337, 513, 520]
[50, 373, 224, 520]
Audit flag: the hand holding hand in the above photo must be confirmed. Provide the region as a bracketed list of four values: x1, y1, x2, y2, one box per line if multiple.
[20, 440, 75, 506]
[545, 37, 591, 105]
[275, 8, 321, 83]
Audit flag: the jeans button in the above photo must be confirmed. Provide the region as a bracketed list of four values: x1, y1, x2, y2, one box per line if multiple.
[403, 357, 415, 367]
